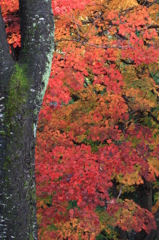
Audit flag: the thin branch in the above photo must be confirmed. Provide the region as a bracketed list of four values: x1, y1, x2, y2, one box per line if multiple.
[70, 10, 81, 41]
[147, 0, 158, 7]
[117, 185, 124, 200]
[147, 25, 159, 29]
[148, 111, 159, 124]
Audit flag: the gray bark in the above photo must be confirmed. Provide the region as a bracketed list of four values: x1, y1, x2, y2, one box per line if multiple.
[0, 0, 54, 238]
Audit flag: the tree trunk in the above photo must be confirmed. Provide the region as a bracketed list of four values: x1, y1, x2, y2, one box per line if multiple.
[0, 0, 54, 238]
[136, 180, 152, 212]
[135, 180, 153, 240]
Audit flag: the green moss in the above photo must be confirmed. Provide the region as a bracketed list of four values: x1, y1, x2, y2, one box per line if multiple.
[31, 187, 36, 203]
[6, 63, 29, 124]
[3, 156, 11, 171]
[0, 130, 6, 136]
[24, 180, 29, 188]
[29, 233, 34, 240]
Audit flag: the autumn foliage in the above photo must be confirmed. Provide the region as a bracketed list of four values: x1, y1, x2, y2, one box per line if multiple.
[1, 0, 159, 239]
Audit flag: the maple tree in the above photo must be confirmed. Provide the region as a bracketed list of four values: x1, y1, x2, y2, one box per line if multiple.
[35, 0, 159, 239]
[1, 0, 159, 239]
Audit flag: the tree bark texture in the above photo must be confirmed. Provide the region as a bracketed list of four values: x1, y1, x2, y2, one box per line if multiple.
[0, 0, 54, 239]
[134, 180, 159, 240]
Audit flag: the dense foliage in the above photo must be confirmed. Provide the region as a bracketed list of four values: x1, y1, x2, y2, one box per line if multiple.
[1, 0, 159, 239]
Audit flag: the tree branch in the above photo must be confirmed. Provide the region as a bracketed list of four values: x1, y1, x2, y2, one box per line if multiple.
[148, 111, 159, 124]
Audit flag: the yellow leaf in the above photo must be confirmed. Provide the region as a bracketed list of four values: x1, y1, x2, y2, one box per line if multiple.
[109, 0, 138, 10]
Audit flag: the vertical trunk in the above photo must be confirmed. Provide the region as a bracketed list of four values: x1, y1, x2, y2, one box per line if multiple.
[135, 180, 153, 240]
[0, 6, 15, 237]
[1, 77, 38, 238]
[0, 0, 54, 238]
[136, 180, 152, 211]
[110, 180, 128, 239]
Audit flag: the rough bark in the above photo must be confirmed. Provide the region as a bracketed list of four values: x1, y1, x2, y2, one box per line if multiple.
[136, 180, 152, 212]
[0, 0, 54, 238]
[135, 180, 153, 240]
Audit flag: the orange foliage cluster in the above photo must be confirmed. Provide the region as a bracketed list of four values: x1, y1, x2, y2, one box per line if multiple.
[1, 0, 159, 239]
